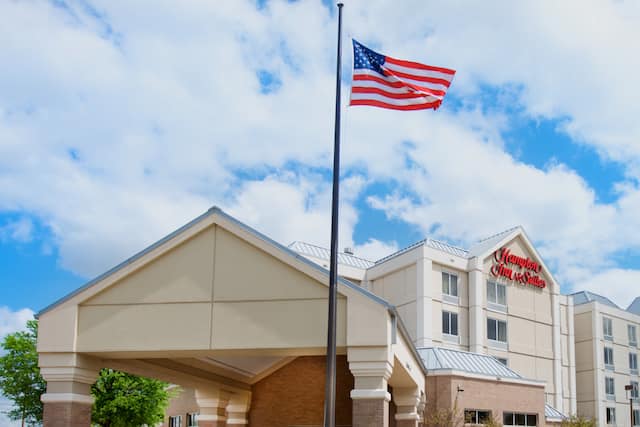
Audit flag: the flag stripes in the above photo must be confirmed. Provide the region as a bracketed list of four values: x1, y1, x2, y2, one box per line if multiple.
[349, 39, 455, 111]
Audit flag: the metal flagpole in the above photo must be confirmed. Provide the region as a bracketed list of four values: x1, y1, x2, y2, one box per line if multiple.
[323, 3, 343, 427]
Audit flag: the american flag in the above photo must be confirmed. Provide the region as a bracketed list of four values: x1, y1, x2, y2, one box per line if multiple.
[350, 39, 456, 111]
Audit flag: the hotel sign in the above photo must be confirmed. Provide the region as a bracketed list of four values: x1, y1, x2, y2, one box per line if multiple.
[490, 247, 546, 289]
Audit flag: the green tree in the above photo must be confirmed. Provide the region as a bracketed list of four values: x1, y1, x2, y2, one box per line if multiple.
[561, 415, 596, 427]
[91, 369, 175, 427]
[1, 320, 175, 427]
[0, 319, 47, 427]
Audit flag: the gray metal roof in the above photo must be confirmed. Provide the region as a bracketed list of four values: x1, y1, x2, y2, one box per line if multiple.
[375, 238, 469, 264]
[288, 241, 375, 269]
[628, 297, 640, 315]
[545, 403, 567, 420]
[418, 347, 522, 379]
[571, 291, 620, 309]
[467, 226, 520, 258]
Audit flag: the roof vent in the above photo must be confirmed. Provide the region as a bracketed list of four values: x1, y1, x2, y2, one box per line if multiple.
[344, 247, 354, 255]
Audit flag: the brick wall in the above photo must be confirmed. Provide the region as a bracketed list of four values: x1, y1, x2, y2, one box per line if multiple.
[250, 355, 354, 427]
[425, 375, 546, 426]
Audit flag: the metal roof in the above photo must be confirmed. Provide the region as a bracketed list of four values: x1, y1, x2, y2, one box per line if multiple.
[374, 238, 469, 264]
[417, 347, 522, 379]
[467, 226, 520, 258]
[628, 297, 640, 315]
[545, 403, 567, 421]
[288, 241, 375, 269]
[571, 291, 620, 309]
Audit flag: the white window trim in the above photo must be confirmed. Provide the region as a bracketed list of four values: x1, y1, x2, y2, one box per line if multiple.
[487, 301, 508, 313]
[442, 311, 459, 337]
[442, 294, 460, 305]
[604, 317, 613, 341]
[442, 271, 459, 298]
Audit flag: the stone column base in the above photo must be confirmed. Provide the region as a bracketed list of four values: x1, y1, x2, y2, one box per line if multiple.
[43, 401, 92, 427]
[396, 419, 419, 427]
[353, 398, 389, 427]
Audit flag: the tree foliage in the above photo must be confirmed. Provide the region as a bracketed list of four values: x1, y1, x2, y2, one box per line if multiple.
[91, 369, 175, 427]
[1, 320, 175, 427]
[0, 319, 47, 426]
[561, 415, 596, 427]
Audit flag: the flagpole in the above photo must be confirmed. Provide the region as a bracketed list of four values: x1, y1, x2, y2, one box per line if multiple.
[323, 3, 343, 427]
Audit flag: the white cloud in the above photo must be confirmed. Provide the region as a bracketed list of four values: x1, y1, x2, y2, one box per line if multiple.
[0, 0, 640, 300]
[0, 307, 33, 339]
[576, 269, 640, 309]
[0, 218, 33, 243]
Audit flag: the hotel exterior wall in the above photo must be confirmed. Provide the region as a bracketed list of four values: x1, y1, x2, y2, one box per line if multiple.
[249, 356, 353, 427]
[574, 301, 640, 427]
[365, 233, 575, 414]
[425, 374, 546, 426]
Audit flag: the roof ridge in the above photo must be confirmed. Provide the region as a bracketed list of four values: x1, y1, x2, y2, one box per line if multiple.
[288, 241, 375, 263]
[476, 226, 521, 243]
[426, 237, 470, 254]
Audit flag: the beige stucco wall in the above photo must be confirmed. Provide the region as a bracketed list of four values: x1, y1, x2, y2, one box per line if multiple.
[39, 220, 397, 356]
[574, 302, 640, 427]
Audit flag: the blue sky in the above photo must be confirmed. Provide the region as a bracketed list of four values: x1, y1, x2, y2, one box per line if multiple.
[2, 0, 640, 335]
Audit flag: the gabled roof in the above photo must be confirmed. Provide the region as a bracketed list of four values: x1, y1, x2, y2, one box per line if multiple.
[628, 297, 640, 315]
[571, 290, 620, 309]
[288, 241, 375, 269]
[545, 403, 567, 421]
[374, 238, 469, 264]
[417, 347, 521, 379]
[467, 226, 521, 258]
[37, 207, 391, 317]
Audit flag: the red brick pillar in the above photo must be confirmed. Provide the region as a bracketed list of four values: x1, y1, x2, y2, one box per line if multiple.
[196, 388, 230, 427]
[350, 358, 393, 427]
[42, 399, 93, 427]
[39, 354, 100, 427]
[353, 397, 390, 427]
[226, 391, 251, 426]
[393, 387, 421, 427]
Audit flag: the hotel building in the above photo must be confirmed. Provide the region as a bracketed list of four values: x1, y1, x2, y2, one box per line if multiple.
[36, 208, 577, 427]
[573, 291, 640, 427]
[293, 226, 577, 418]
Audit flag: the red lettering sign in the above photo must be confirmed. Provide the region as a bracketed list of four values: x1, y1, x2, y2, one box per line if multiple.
[491, 247, 546, 289]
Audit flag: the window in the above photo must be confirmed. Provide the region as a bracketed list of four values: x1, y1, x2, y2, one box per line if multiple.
[442, 311, 459, 336]
[496, 358, 508, 366]
[604, 317, 613, 340]
[169, 416, 183, 427]
[503, 412, 538, 426]
[606, 377, 615, 399]
[633, 409, 640, 426]
[632, 381, 639, 399]
[187, 413, 198, 427]
[487, 281, 506, 306]
[631, 353, 638, 374]
[487, 318, 507, 343]
[442, 272, 458, 297]
[606, 407, 616, 425]
[630, 325, 638, 347]
[464, 409, 491, 424]
[605, 347, 615, 369]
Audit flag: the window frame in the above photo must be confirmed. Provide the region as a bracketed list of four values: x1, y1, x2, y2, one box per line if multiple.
[633, 409, 640, 426]
[630, 325, 638, 347]
[442, 271, 459, 303]
[486, 280, 507, 311]
[604, 347, 615, 369]
[603, 317, 613, 341]
[464, 409, 492, 425]
[605, 376, 615, 399]
[442, 310, 459, 337]
[632, 381, 639, 399]
[187, 412, 198, 427]
[631, 353, 638, 375]
[487, 317, 508, 348]
[169, 415, 183, 427]
[606, 407, 616, 425]
[503, 412, 538, 426]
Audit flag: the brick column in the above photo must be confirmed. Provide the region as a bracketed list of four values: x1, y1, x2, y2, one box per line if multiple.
[39, 353, 100, 427]
[350, 359, 393, 427]
[393, 387, 421, 427]
[196, 388, 230, 427]
[226, 391, 251, 425]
